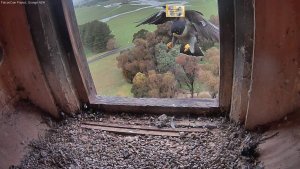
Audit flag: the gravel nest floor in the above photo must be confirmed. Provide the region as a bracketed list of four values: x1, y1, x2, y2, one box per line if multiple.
[16, 111, 263, 169]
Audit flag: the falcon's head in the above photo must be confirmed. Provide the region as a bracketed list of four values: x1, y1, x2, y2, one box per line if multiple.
[171, 20, 186, 36]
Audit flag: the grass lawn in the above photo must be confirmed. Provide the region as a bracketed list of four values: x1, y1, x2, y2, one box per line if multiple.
[75, 4, 147, 25]
[88, 53, 133, 97]
[187, 0, 218, 19]
[106, 7, 157, 48]
[105, 0, 218, 49]
[75, 4, 157, 55]
[75, 0, 218, 51]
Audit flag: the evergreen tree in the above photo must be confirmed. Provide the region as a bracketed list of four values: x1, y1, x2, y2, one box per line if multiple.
[79, 20, 114, 53]
[154, 43, 180, 73]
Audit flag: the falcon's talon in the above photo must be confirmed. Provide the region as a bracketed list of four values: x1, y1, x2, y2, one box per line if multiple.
[184, 44, 190, 52]
[167, 42, 173, 49]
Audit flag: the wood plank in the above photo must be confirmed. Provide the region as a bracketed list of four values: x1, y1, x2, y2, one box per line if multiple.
[61, 0, 97, 103]
[82, 121, 216, 133]
[90, 96, 220, 115]
[0, 3, 59, 117]
[175, 120, 218, 128]
[245, 0, 300, 128]
[218, 0, 235, 113]
[26, 0, 80, 114]
[230, 0, 254, 122]
[81, 124, 181, 137]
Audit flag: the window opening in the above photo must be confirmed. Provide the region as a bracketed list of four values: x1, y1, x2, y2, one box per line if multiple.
[72, 0, 220, 100]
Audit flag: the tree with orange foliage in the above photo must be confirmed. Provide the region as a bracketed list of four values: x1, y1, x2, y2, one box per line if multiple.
[198, 47, 220, 98]
[117, 22, 173, 83]
[175, 54, 201, 98]
[116, 39, 156, 82]
[106, 38, 118, 50]
[131, 72, 149, 98]
[209, 15, 219, 27]
[131, 70, 176, 98]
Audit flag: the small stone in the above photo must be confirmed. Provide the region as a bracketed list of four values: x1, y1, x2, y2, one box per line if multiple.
[155, 114, 169, 128]
[209, 142, 216, 147]
[179, 131, 187, 138]
[40, 150, 47, 158]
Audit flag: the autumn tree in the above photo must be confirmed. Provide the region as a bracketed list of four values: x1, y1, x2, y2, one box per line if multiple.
[116, 39, 156, 82]
[106, 38, 118, 50]
[209, 15, 219, 27]
[131, 72, 148, 98]
[175, 54, 201, 98]
[131, 71, 176, 98]
[154, 22, 173, 43]
[147, 70, 176, 98]
[198, 47, 220, 98]
[132, 29, 149, 42]
[117, 22, 173, 82]
[161, 71, 177, 97]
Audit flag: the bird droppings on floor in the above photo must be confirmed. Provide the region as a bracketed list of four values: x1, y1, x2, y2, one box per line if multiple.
[15, 111, 263, 169]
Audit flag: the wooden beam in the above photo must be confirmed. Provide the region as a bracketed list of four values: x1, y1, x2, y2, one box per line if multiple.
[0, 3, 59, 117]
[230, 0, 255, 122]
[245, 0, 300, 128]
[90, 96, 220, 115]
[81, 124, 181, 137]
[61, 0, 97, 103]
[81, 121, 215, 137]
[218, 0, 235, 113]
[26, 0, 80, 114]
[82, 121, 217, 132]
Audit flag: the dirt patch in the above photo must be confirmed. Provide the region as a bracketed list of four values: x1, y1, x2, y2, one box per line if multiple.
[258, 110, 300, 169]
[0, 102, 48, 169]
[17, 112, 262, 169]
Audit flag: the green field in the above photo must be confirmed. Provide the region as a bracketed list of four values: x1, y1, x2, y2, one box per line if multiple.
[106, 8, 157, 48]
[88, 53, 133, 97]
[75, 4, 148, 25]
[75, 0, 218, 97]
[75, 0, 218, 50]
[188, 0, 218, 18]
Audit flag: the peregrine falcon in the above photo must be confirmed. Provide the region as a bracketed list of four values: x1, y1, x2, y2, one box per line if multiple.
[136, 6, 219, 56]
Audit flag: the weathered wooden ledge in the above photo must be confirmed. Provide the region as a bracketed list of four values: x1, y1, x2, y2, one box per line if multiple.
[89, 96, 219, 115]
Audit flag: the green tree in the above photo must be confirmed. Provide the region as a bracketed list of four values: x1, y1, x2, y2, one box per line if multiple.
[154, 43, 180, 73]
[117, 22, 173, 83]
[79, 20, 114, 53]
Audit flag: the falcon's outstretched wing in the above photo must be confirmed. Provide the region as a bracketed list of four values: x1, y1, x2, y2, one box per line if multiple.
[136, 8, 220, 43]
[185, 10, 219, 42]
[136, 10, 174, 27]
